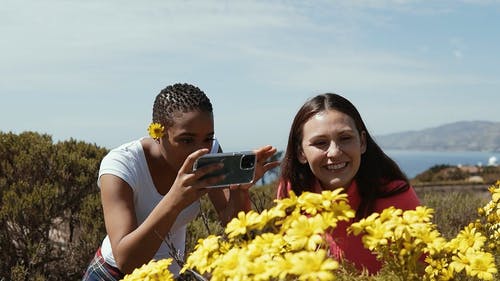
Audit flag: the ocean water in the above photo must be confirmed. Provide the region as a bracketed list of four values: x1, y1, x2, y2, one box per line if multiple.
[385, 150, 500, 179]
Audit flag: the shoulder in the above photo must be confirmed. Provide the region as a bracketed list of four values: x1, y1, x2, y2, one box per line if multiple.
[382, 179, 409, 193]
[99, 139, 145, 187]
[107, 139, 143, 157]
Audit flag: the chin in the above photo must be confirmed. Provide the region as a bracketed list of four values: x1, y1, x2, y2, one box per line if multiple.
[321, 180, 345, 190]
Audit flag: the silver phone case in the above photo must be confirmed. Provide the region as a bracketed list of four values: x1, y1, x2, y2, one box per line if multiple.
[193, 151, 256, 188]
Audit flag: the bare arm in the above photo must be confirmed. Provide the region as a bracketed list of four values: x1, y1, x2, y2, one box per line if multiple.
[101, 149, 226, 274]
[100, 174, 183, 273]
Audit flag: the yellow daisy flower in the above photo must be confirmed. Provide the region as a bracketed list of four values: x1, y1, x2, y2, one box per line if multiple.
[121, 259, 174, 281]
[225, 210, 262, 239]
[148, 122, 164, 140]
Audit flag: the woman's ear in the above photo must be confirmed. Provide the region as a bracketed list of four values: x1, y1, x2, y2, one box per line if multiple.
[360, 130, 367, 154]
[297, 149, 307, 164]
[158, 132, 169, 145]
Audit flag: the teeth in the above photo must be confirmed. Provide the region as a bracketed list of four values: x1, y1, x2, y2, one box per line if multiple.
[327, 162, 347, 170]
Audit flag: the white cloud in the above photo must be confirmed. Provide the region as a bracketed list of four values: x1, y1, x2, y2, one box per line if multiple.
[449, 37, 466, 59]
[453, 50, 464, 59]
[1, 0, 499, 150]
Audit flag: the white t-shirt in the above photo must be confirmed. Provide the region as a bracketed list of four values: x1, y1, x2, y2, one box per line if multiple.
[98, 137, 220, 275]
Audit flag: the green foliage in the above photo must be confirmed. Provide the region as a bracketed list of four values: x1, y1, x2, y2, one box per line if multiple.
[413, 164, 457, 183]
[249, 182, 278, 212]
[482, 166, 500, 183]
[0, 131, 108, 280]
[185, 196, 225, 255]
[417, 189, 489, 239]
[413, 163, 500, 185]
[1, 130, 496, 281]
[185, 183, 278, 255]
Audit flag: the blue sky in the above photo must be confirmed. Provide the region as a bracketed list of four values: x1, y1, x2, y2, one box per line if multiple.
[1, 0, 499, 152]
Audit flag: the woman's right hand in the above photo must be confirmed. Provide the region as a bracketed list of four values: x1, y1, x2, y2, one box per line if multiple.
[165, 148, 225, 211]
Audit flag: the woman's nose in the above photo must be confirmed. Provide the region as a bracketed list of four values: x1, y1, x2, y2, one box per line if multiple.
[326, 141, 341, 157]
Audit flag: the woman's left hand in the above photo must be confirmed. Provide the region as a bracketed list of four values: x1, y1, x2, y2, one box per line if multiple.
[229, 145, 280, 190]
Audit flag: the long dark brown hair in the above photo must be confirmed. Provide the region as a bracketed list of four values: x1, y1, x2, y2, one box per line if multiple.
[279, 93, 409, 219]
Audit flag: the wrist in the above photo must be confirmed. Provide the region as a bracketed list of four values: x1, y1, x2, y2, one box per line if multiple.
[230, 189, 251, 211]
[161, 192, 185, 217]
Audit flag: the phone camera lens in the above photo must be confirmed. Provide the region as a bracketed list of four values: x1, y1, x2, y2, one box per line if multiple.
[241, 155, 256, 169]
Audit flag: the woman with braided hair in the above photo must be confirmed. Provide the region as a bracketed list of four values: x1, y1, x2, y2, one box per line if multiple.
[83, 83, 279, 280]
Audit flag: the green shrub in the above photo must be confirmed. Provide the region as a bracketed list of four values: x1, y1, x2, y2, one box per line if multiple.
[416, 188, 489, 239]
[2, 131, 495, 281]
[0, 131, 108, 280]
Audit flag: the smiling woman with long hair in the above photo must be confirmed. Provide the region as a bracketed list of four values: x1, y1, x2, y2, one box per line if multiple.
[277, 93, 421, 274]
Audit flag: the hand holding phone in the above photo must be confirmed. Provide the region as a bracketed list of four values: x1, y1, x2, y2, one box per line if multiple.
[193, 151, 256, 188]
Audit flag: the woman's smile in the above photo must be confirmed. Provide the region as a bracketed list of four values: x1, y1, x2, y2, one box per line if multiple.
[324, 162, 348, 171]
[299, 110, 366, 189]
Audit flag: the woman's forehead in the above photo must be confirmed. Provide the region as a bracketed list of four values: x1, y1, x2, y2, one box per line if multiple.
[168, 110, 214, 133]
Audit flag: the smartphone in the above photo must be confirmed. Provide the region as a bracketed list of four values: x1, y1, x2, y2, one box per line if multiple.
[193, 151, 256, 188]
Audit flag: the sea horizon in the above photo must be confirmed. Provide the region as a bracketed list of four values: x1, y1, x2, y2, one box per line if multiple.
[385, 149, 500, 179]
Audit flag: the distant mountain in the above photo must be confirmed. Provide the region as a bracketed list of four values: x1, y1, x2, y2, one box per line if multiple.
[375, 121, 500, 152]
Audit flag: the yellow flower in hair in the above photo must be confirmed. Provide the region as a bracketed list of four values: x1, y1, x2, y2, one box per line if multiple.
[148, 123, 164, 140]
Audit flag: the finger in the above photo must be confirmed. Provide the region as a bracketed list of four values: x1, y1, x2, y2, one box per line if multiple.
[262, 161, 281, 172]
[199, 173, 226, 188]
[179, 148, 210, 175]
[252, 160, 280, 183]
[186, 164, 226, 190]
[254, 145, 275, 155]
[189, 158, 227, 189]
[192, 161, 224, 179]
[229, 183, 249, 190]
[255, 146, 278, 162]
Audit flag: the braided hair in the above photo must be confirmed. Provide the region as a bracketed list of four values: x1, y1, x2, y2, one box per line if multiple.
[152, 83, 213, 128]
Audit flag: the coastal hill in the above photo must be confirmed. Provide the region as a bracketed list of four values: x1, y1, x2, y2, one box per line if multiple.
[375, 120, 500, 152]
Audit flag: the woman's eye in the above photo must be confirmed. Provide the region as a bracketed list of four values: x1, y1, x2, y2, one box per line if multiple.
[312, 141, 327, 147]
[180, 139, 194, 144]
[340, 135, 353, 142]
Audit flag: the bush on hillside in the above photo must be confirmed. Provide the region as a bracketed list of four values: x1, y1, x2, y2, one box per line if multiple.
[416, 190, 489, 239]
[413, 164, 500, 184]
[0, 131, 108, 280]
